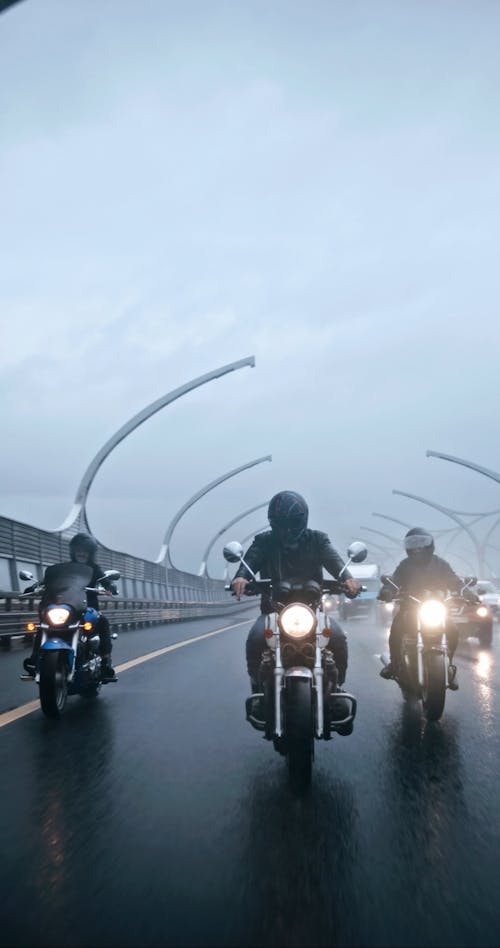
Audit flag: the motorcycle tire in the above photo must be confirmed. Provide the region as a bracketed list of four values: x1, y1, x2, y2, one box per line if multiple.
[422, 651, 446, 722]
[39, 651, 68, 718]
[285, 678, 314, 793]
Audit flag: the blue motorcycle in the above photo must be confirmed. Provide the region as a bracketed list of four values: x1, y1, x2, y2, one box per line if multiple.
[19, 563, 120, 717]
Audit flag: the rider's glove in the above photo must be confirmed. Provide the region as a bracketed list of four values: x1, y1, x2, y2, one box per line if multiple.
[377, 588, 393, 602]
[463, 590, 480, 603]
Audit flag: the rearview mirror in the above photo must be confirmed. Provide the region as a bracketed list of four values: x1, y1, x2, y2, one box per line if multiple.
[346, 541, 368, 564]
[19, 570, 34, 581]
[102, 570, 120, 581]
[223, 541, 244, 564]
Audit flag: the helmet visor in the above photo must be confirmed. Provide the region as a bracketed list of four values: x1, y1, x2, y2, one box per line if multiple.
[270, 516, 306, 544]
[405, 533, 433, 552]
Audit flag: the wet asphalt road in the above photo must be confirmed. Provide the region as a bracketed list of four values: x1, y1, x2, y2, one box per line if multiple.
[0, 610, 499, 948]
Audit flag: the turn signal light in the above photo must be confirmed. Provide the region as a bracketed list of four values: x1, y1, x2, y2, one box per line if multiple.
[26, 622, 36, 632]
[83, 621, 93, 631]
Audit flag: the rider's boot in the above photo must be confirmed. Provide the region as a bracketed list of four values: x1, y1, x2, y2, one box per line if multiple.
[380, 661, 396, 680]
[328, 688, 353, 736]
[247, 678, 265, 722]
[100, 655, 117, 683]
[22, 654, 36, 678]
[448, 663, 459, 690]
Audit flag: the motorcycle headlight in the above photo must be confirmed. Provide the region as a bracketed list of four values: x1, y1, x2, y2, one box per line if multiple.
[419, 600, 446, 629]
[46, 606, 71, 626]
[477, 606, 489, 618]
[279, 604, 316, 639]
[384, 602, 394, 612]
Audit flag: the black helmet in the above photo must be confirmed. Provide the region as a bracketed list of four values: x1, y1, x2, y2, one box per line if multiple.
[69, 532, 98, 563]
[268, 491, 309, 545]
[404, 527, 434, 558]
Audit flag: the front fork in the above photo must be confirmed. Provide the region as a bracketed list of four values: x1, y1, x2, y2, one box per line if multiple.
[273, 641, 327, 739]
[417, 627, 448, 688]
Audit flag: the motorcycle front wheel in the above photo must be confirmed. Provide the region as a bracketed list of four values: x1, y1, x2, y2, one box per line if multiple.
[422, 651, 446, 722]
[285, 678, 314, 793]
[39, 651, 68, 718]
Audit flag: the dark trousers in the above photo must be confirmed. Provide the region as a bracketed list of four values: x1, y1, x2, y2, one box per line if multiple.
[388, 610, 458, 665]
[96, 614, 112, 656]
[246, 614, 348, 685]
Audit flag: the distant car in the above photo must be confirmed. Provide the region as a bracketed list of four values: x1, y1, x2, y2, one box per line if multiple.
[448, 598, 493, 647]
[339, 564, 380, 620]
[474, 580, 500, 618]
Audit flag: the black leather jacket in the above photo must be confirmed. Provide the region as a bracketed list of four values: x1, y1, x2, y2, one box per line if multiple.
[380, 554, 469, 600]
[234, 529, 351, 611]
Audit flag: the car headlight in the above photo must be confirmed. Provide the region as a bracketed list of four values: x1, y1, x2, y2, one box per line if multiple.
[322, 596, 335, 611]
[46, 606, 71, 626]
[419, 600, 446, 629]
[477, 606, 489, 618]
[384, 602, 394, 612]
[279, 604, 316, 639]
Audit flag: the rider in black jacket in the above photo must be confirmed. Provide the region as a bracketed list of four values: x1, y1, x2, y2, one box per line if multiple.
[22, 533, 118, 682]
[231, 491, 360, 706]
[378, 527, 477, 689]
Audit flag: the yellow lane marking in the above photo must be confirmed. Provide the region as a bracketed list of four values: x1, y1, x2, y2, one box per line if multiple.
[0, 618, 252, 730]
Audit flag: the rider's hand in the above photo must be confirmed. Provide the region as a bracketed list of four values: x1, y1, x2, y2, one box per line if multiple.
[378, 588, 393, 602]
[344, 578, 361, 599]
[231, 578, 249, 600]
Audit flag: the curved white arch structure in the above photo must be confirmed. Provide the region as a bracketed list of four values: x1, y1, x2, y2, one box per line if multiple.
[57, 356, 255, 537]
[198, 501, 269, 577]
[157, 455, 272, 568]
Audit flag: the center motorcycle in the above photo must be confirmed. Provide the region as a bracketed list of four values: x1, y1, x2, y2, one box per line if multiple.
[19, 563, 120, 718]
[224, 540, 367, 790]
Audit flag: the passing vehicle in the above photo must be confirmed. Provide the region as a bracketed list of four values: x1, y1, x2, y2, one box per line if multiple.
[19, 563, 119, 717]
[224, 540, 367, 791]
[448, 593, 493, 647]
[475, 580, 500, 619]
[339, 563, 379, 620]
[379, 575, 477, 721]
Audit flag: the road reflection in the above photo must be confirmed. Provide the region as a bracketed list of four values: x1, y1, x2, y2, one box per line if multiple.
[28, 702, 116, 945]
[237, 768, 360, 948]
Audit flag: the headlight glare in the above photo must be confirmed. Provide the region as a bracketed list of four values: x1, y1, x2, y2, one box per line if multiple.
[477, 606, 489, 618]
[46, 606, 71, 626]
[279, 604, 316, 639]
[419, 600, 446, 629]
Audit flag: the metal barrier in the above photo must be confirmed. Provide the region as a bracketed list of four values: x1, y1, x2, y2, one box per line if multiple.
[0, 515, 228, 602]
[0, 593, 251, 646]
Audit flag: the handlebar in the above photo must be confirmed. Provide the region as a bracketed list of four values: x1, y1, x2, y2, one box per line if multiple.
[226, 579, 365, 598]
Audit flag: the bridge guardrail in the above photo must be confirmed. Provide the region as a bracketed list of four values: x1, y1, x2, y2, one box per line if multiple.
[0, 594, 250, 645]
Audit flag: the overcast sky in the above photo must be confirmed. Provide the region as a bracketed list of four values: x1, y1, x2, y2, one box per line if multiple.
[1, 0, 500, 577]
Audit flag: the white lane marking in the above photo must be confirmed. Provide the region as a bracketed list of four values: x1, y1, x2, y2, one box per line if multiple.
[0, 619, 252, 730]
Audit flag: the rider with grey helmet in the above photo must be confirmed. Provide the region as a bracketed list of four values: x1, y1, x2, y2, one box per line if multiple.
[378, 527, 478, 687]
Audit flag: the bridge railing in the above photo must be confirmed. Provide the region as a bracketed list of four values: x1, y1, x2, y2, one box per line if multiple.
[0, 515, 228, 602]
[0, 592, 249, 644]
